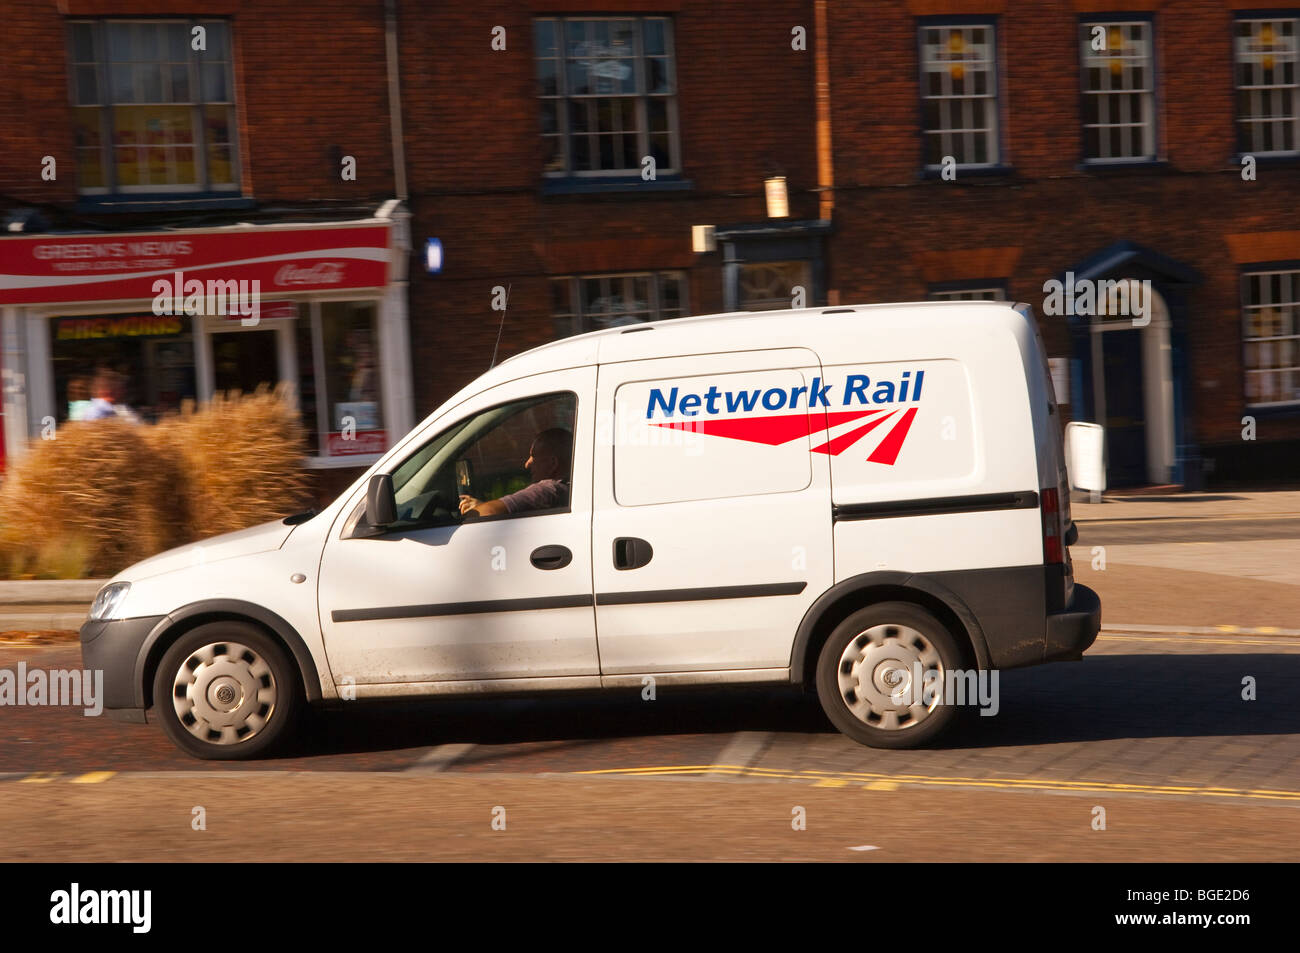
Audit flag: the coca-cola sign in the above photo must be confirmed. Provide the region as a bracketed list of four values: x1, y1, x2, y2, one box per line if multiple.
[275, 262, 347, 286]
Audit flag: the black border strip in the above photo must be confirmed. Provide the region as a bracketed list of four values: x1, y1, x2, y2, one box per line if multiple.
[332, 594, 593, 623]
[333, 582, 809, 622]
[833, 491, 1040, 521]
[596, 582, 807, 606]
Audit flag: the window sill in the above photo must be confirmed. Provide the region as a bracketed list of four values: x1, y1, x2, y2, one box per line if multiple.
[75, 194, 255, 214]
[1077, 159, 1168, 174]
[1244, 403, 1300, 419]
[1234, 152, 1300, 167]
[541, 176, 694, 196]
[920, 164, 1014, 180]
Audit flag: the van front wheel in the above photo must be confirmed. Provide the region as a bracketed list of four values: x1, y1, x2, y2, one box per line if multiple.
[152, 622, 302, 760]
[815, 602, 969, 749]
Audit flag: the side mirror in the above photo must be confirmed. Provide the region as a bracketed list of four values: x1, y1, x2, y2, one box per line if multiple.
[366, 473, 398, 527]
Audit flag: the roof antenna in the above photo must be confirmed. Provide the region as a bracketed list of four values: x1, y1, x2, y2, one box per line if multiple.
[488, 283, 511, 369]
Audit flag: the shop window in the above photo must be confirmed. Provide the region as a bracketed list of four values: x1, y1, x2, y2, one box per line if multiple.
[50, 312, 196, 423]
[1242, 269, 1300, 407]
[296, 301, 385, 459]
[551, 271, 687, 336]
[68, 18, 239, 194]
[739, 261, 811, 311]
[1080, 21, 1156, 163]
[534, 16, 679, 177]
[1235, 17, 1300, 156]
[920, 23, 1000, 169]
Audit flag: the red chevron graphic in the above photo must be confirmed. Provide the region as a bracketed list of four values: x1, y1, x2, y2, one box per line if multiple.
[650, 409, 884, 446]
[649, 405, 920, 465]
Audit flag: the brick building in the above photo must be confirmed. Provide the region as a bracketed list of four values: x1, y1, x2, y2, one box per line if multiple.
[3, 1, 1298, 490]
[0, 0, 412, 496]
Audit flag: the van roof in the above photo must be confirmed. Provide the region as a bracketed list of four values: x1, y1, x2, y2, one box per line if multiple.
[497, 299, 1034, 373]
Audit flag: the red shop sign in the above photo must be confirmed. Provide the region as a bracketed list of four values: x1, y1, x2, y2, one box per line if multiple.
[0, 222, 391, 306]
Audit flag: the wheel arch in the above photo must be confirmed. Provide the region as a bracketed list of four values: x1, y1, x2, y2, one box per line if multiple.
[134, 599, 325, 710]
[789, 571, 992, 686]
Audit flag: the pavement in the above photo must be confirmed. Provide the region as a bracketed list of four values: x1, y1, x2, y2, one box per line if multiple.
[1073, 488, 1300, 521]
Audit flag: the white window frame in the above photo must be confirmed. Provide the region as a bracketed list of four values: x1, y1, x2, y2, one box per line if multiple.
[67, 17, 240, 196]
[535, 16, 680, 177]
[1242, 268, 1300, 409]
[1081, 20, 1157, 164]
[1235, 16, 1300, 156]
[551, 271, 688, 336]
[920, 22, 1000, 170]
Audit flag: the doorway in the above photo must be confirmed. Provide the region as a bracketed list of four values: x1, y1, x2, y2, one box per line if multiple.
[212, 329, 279, 395]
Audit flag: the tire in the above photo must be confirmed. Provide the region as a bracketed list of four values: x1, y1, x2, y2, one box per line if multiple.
[152, 621, 302, 761]
[815, 602, 971, 749]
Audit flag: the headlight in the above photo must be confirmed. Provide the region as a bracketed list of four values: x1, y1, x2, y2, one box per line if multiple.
[89, 582, 131, 621]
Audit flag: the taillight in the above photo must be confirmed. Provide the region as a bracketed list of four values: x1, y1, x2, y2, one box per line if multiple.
[1041, 487, 1064, 564]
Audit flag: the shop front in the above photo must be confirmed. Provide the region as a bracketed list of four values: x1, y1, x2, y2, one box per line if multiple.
[0, 211, 413, 474]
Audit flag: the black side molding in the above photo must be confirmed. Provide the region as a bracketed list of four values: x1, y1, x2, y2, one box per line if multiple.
[833, 491, 1039, 522]
[333, 594, 593, 623]
[597, 582, 806, 606]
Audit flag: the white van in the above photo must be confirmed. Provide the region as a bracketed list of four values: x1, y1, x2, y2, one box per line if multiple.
[81, 301, 1100, 759]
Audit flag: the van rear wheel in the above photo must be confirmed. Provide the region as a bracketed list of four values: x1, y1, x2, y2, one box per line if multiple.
[152, 622, 302, 760]
[815, 602, 969, 749]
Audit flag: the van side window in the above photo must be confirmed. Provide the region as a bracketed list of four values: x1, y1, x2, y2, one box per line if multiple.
[385, 392, 577, 529]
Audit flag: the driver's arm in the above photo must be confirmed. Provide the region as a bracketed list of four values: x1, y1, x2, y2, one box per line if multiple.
[459, 496, 507, 519]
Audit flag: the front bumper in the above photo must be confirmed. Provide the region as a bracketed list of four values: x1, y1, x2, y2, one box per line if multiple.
[1044, 584, 1101, 662]
[80, 615, 166, 720]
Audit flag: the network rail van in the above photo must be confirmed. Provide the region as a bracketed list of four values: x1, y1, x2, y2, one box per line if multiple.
[82, 301, 1101, 759]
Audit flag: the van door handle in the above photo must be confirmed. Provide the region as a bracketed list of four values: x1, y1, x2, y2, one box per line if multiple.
[613, 537, 653, 570]
[530, 545, 572, 570]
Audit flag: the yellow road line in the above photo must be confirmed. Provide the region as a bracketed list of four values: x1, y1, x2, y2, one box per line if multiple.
[71, 771, 115, 784]
[1098, 635, 1299, 647]
[579, 765, 1300, 803]
[18, 772, 61, 783]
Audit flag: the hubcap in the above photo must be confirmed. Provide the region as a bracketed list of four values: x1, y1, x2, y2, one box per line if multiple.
[837, 623, 943, 731]
[171, 642, 277, 745]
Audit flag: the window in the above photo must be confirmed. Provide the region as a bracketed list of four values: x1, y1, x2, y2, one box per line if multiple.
[1242, 270, 1300, 407]
[928, 285, 1007, 301]
[68, 19, 238, 194]
[380, 393, 577, 530]
[920, 23, 999, 169]
[551, 271, 687, 336]
[295, 301, 386, 459]
[1081, 21, 1155, 162]
[1235, 17, 1299, 155]
[739, 261, 812, 311]
[535, 16, 679, 176]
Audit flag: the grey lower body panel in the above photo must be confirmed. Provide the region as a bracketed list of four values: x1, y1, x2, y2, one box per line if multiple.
[929, 566, 1051, 669]
[1045, 583, 1102, 661]
[80, 615, 165, 720]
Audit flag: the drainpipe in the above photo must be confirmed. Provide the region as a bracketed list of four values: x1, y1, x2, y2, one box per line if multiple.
[814, 0, 834, 222]
[383, 0, 413, 433]
[385, 0, 408, 202]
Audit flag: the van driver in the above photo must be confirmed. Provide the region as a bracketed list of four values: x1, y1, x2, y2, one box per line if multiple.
[458, 428, 572, 519]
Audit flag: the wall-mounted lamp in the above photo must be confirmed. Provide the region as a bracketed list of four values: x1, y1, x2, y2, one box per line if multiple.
[691, 224, 716, 253]
[424, 237, 443, 274]
[764, 176, 789, 219]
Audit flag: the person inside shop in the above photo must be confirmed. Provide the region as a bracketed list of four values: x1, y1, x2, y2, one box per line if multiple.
[83, 368, 141, 423]
[66, 376, 91, 422]
[458, 428, 572, 519]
